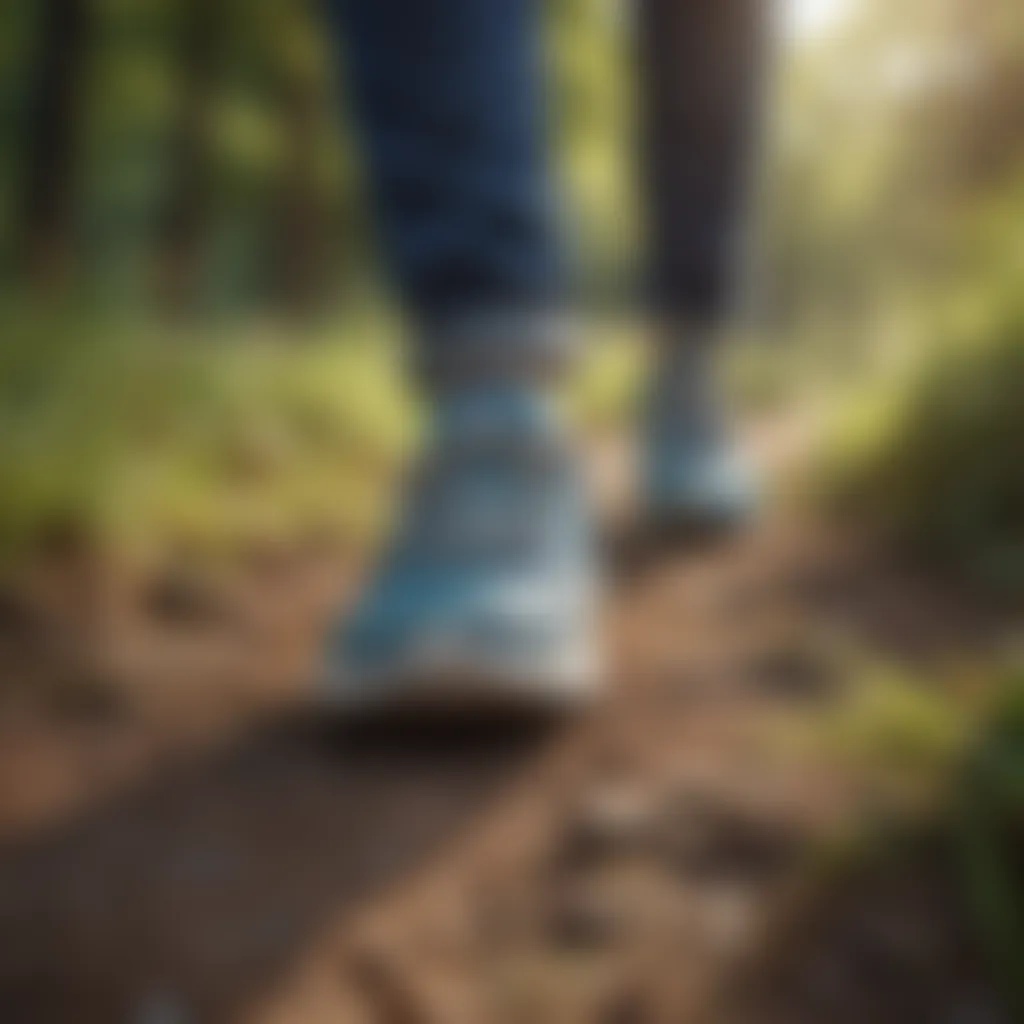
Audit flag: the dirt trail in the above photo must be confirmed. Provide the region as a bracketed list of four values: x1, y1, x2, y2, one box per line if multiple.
[0, 432, 1013, 1023]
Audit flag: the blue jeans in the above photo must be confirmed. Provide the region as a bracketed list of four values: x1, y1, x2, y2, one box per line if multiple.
[324, 0, 766, 336]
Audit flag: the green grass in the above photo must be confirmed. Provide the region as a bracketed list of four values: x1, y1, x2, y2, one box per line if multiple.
[0, 306, 641, 570]
[0, 307, 414, 567]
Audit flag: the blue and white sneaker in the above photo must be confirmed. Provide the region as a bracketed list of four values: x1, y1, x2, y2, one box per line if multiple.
[644, 345, 757, 534]
[325, 386, 601, 715]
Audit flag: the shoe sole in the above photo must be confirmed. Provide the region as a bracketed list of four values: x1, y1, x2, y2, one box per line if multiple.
[322, 643, 602, 722]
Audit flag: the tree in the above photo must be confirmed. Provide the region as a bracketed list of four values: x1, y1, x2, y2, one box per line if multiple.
[158, 0, 228, 310]
[266, 2, 336, 316]
[19, 0, 93, 288]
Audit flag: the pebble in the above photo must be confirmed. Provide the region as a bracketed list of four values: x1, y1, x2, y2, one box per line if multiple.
[557, 786, 659, 868]
[692, 887, 759, 956]
[657, 789, 801, 882]
[546, 886, 630, 952]
[134, 993, 192, 1024]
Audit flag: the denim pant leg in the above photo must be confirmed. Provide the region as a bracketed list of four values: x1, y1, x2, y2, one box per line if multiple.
[638, 0, 771, 328]
[323, 0, 563, 346]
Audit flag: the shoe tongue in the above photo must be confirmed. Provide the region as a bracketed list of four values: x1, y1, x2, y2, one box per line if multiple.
[404, 389, 567, 562]
[433, 385, 561, 451]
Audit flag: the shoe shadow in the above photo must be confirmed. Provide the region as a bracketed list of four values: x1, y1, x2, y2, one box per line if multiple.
[0, 709, 558, 1023]
[607, 516, 743, 582]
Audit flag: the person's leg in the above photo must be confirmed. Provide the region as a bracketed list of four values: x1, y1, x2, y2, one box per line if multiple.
[323, 0, 563, 345]
[321, 0, 598, 709]
[637, 0, 771, 529]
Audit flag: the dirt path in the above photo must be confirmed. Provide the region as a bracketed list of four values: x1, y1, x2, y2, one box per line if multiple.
[0, 435, 1014, 1023]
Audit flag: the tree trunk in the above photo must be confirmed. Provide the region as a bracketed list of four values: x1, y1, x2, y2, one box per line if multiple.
[20, 0, 92, 288]
[268, 64, 334, 317]
[265, 3, 340, 320]
[158, 0, 227, 311]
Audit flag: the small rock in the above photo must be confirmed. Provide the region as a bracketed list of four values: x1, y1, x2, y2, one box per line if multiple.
[656, 790, 802, 882]
[134, 993, 192, 1024]
[658, 664, 731, 704]
[597, 986, 652, 1024]
[743, 644, 838, 703]
[349, 944, 436, 1024]
[0, 583, 39, 641]
[146, 568, 234, 628]
[556, 786, 658, 868]
[942, 994, 1012, 1024]
[796, 949, 859, 1007]
[693, 887, 759, 956]
[546, 886, 629, 952]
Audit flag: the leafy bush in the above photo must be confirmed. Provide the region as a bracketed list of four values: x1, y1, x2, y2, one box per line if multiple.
[821, 276, 1024, 590]
[955, 674, 1024, 1014]
[0, 308, 412, 566]
[811, 662, 1024, 1014]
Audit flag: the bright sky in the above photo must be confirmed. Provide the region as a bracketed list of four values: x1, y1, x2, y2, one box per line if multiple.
[784, 0, 855, 41]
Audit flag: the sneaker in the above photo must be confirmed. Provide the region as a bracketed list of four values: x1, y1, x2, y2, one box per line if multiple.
[325, 385, 601, 715]
[644, 343, 756, 534]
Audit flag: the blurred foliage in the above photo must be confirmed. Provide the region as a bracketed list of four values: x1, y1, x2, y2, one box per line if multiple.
[0, 306, 412, 566]
[765, 0, 1024, 336]
[810, 664, 1024, 1013]
[955, 674, 1024, 1016]
[822, 262, 1024, 589]
[0, 0, 633, 312]
[773, 0, 1024, 590]
[817, 666, 972, 803]
[769, 3, 1024, 983]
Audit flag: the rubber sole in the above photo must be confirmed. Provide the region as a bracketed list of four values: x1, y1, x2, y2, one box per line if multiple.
[322, 644, 602, 723]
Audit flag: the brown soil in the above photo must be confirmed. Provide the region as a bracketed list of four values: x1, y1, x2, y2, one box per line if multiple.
[0, 437, 1016, 1023]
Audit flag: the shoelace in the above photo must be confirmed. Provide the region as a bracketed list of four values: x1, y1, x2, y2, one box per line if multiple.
[392, 441, 575, 568]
